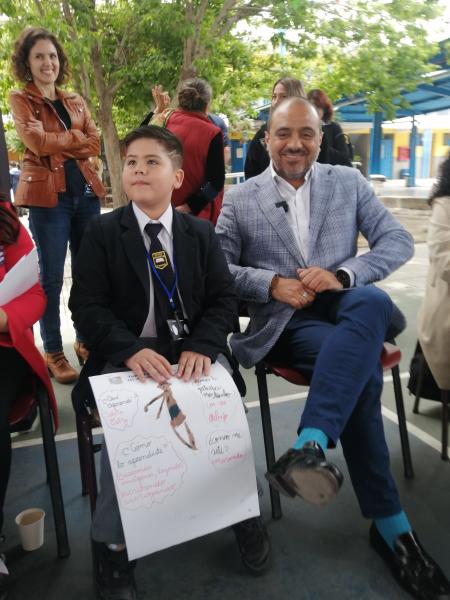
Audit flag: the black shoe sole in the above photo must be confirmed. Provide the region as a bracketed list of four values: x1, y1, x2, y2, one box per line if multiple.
[266, 464, 342, 505]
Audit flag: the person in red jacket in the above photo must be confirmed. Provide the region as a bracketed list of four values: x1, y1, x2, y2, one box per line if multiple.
[0, 198, 58, 598]
[147, 78, 225, 224]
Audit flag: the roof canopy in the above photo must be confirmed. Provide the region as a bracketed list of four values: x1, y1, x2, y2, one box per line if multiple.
[335, 40, 450, 122]
[334, 69, 450, 122]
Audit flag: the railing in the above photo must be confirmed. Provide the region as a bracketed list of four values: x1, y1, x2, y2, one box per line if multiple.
[225, 171, 245, 185]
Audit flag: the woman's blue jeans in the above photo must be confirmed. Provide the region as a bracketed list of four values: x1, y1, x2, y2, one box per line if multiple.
[29, 193, 100, 353]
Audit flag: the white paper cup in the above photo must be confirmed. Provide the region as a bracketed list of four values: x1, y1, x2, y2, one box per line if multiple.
[15, 508, 45, 551]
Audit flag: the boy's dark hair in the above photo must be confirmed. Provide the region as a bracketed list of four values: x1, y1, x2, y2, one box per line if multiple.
[122, 126, 183, 169]
[12, 27, 70, 85]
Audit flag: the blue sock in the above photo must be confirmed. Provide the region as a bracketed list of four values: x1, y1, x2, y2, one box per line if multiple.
[375, 511, 412, 549]
[293, 427, 329, 453]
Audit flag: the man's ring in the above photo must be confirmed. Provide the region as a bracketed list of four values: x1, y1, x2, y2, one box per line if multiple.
[302, 291, 308, 298]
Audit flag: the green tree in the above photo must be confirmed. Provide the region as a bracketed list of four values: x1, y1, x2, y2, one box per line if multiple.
[0, 0, 443, 205]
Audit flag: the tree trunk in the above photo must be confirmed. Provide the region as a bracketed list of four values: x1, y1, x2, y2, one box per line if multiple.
[90, 42, 126, 207]
[98, 111, 126, 207]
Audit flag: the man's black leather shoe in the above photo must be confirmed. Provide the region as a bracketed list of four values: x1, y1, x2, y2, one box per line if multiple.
[370, 523, 450, 599]
[232, 516, 271, 575]
[265, 441, 343, 506]
[92, 539, 137, 600]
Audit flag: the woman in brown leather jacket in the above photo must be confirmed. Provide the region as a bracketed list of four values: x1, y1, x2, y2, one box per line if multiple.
[9, 27, 105, 384]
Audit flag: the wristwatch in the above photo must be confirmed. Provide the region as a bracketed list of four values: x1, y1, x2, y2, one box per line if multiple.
[335, 269, 351, 289]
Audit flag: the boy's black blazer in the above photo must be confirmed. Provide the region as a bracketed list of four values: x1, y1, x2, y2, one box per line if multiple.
[69, 202, 238, 373]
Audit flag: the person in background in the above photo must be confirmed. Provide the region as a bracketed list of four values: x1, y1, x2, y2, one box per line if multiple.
[417, 153, 450, 395]
[244, 77, 306, 180]
[0, 197, 58, 600]
[9, 27, 105, 384]
[307, 88, 352, 167]
[208, 113, 231, 166]
[141, 79, 225, 224]
[142, 86, 231, 166]
[8, 162, 20, 198]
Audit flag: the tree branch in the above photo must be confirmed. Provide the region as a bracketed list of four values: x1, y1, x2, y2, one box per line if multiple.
[33, 0, 45, 17]
[60, 0, 93, 108]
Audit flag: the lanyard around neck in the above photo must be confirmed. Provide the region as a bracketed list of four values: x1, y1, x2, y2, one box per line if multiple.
[145, 249, 178, 311]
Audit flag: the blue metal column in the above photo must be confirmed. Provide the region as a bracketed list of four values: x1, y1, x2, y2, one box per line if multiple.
[369, 111, 383, 174]
[230, 139, 245, 174]
[407, 116, 417, 187]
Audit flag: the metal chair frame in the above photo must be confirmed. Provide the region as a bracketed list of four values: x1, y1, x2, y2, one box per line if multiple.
[256, 341, 414, 520]
[10, 378, 70, 558]
[412, 353, 449, 461]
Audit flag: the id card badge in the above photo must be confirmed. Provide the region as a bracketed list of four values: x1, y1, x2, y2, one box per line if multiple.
[167, 312, 190, 341]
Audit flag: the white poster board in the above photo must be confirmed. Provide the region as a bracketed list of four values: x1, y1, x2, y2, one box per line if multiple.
[0, 247, 38, 305]
[89, 363, 259, 561]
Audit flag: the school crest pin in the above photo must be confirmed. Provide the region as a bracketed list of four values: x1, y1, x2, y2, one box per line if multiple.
[152, 250, 168, 270]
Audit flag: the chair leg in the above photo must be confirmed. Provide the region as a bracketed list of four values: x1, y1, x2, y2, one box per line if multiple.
[255, 362, 282, 520]
[76, 412, 98, 515]
[413, 355, 425, 414]
[76, 412, 89, 496]
[441, 390, 449, 461]
[391, 365, 414, 479]
[36, 381, 70, 558]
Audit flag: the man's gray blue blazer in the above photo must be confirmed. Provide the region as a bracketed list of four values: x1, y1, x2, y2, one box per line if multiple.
[216, 164, 414, 368]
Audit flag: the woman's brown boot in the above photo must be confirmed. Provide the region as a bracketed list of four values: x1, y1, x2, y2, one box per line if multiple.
[44, 352, 78, 384]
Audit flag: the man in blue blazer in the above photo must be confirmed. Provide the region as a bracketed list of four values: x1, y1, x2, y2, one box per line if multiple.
[216, 97, 450, 600]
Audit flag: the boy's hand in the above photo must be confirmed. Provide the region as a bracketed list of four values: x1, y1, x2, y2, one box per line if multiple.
[125, 348, 172, 383]
[176, 351, 211, 383]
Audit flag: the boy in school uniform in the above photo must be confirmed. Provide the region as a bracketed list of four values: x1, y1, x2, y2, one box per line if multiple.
[69, 126, 270, 600]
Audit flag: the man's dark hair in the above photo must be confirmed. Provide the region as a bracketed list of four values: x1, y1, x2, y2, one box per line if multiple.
[11, 27, 70, 85]
[121, 126, 183, 169]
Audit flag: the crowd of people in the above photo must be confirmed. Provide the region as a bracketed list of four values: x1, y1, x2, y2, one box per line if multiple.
[1, 24, 449, 600]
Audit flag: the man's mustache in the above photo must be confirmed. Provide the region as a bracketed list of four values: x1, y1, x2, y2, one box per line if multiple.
[280, 148, 307, 155]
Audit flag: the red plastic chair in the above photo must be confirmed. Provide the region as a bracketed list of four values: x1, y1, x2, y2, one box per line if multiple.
[256, 341, 414, 520]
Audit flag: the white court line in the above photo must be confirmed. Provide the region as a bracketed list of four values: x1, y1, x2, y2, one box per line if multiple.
[12, 427, 103, 449]
[11, 371, 449, 456]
